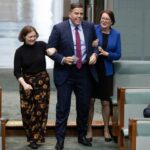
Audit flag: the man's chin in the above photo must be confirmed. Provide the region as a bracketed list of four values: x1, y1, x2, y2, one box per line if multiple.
[74, 22, 81, 26]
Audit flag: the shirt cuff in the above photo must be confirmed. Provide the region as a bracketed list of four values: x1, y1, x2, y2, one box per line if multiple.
[61, 57, 65, 65]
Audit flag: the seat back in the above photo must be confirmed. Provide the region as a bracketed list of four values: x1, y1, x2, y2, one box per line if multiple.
[112, 61, 150, 140]
[124, 89, 150, 128]
[118, 88, 150, 149]
[129, 118, 150, 150]
[113, 60, 150, 103]
[118, 88, 150, 129]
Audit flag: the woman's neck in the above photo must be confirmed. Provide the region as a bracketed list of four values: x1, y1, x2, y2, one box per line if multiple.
[101, 27, 110, 34]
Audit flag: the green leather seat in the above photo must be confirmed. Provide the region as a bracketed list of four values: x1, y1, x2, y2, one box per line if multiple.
[136, 120, 150, 150]
[113, 60, 150, 104]
[111, 60, 150, 138]
[129, 118, 150, 150]
[118, 88, 150, 150]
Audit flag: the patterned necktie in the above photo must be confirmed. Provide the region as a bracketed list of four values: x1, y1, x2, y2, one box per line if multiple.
[75, 26, 82, 69]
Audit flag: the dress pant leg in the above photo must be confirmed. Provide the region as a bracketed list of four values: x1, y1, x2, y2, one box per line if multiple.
[55, 81, 73, 142]
[74, 65, 92, 138]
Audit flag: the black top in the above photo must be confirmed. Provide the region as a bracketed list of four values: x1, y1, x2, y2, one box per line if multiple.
[14, 41, 47, 79]
[97, 33, 109, 76]
[92, 33, 113, 99]
[102, 33, 108, 50]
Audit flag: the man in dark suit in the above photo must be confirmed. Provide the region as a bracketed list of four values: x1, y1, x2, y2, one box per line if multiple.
[47, 3, 98, 150]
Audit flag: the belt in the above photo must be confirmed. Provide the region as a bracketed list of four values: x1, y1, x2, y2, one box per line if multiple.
[71, 62, 88, 68]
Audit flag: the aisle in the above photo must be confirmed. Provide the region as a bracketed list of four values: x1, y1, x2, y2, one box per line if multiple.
[6, 136, 118, 150]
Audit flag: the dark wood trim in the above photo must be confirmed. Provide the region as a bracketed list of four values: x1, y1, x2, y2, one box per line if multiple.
[117, 87, 126, 150]
[0, 87, 2, 117]
[129, 118, 136, 150]
[1, 118, 8, 150]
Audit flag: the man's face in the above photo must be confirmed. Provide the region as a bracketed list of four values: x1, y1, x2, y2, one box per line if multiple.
[69, 7, 84, 26]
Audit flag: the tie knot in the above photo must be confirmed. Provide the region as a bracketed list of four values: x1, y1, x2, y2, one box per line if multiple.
[75, 26, 79, 30]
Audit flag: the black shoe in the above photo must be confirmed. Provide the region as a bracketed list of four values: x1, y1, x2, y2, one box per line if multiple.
[29, 142, 38, 149]
[105, 137, 112, 142]
[86, 137, 93, 142]
[37, 144, 42, 147]
[55, 141, 64, 150]
[78, 136, 92, 146]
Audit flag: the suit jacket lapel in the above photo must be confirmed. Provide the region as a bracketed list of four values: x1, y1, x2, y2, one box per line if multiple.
[66, 20, 74, 51]
[82, 22, 88, 51]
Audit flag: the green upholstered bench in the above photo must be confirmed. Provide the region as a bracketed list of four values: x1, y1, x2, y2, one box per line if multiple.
[111, 60, 150, 138]
[117, 88, 150, 150]
[113, 60, 150, 103]
[129, 118, 150, 150]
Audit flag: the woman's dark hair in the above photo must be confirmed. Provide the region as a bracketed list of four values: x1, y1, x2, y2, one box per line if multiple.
[70, 3, 83, 11]
[18, 25, 39, 42]
[99, 10, 115, 25]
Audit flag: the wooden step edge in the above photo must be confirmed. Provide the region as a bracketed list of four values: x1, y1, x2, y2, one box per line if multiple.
[6, 120, 107, 128]
[6, 120, 113, 137]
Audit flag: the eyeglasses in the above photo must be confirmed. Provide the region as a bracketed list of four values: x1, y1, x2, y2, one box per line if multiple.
[101, 17, 110, 21]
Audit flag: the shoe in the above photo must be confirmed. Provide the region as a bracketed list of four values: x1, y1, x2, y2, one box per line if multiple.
[29, 141, 38, 149]
[86, 137, 93, 142]
[28, 143, 41, 148]
[104, 133, 112, 142]
[104, 128, 112, 142]
[55, 141, 64, 150]
[105, 137, 112, 142]
[78, 136, 92, 146]
[37, 144, 42, 147]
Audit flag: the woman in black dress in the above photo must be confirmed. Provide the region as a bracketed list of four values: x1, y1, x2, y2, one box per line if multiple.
[86, 10, 121, 142]
[14, 25, 55, 149]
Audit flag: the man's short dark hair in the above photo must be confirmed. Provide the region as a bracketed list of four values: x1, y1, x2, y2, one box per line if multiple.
[70, 3, 83, 11]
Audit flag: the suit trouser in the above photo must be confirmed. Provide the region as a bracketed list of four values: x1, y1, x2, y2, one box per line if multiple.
[55, 64, 92, 142]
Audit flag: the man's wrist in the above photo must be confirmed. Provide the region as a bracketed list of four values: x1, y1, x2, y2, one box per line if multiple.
[61, 57, 65, 64]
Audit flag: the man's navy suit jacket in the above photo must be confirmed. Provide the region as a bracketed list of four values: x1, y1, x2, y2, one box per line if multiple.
[47, 20, 98, 85]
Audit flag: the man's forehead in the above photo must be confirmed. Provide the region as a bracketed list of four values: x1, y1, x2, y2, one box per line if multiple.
[71, 7, 83, 12]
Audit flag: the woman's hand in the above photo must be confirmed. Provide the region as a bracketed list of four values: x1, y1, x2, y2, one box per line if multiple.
[99, 47, 109, 56]
[46, 48, 57, 56]
[18, 77, 33, 91]
[23, 83, 33, 91]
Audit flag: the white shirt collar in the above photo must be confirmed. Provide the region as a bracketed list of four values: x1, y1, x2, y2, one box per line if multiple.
[69, 19, 82, 31]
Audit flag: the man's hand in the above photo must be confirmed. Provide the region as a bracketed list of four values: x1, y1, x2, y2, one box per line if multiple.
[63, 56, 74, 65]
[92, 39, 99, 47]
[89, 53, 97, 65]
